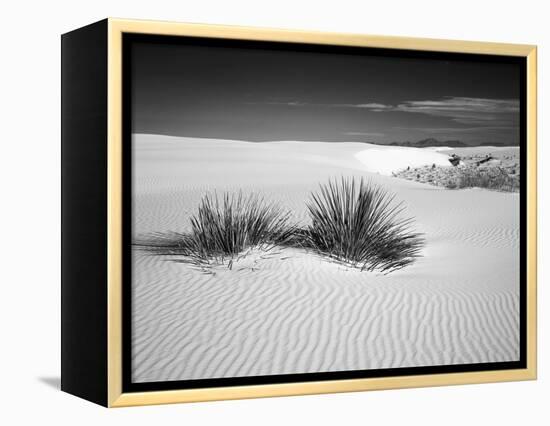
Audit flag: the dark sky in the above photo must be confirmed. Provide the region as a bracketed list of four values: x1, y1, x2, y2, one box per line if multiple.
[130, 40, 521, 145]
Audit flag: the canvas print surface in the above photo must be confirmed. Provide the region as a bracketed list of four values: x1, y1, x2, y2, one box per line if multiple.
[129, 39, 522, 384]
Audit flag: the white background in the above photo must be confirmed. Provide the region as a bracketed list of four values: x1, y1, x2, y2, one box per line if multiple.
[0, 0, 547, 424]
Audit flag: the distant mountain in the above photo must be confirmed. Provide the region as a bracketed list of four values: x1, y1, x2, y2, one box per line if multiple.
[388, 138, 468, 148]
[478, 142, 513, 147]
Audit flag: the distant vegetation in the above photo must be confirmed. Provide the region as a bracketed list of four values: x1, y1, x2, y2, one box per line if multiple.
[445, 166, 520, 192]
[394, 149, 520, 192]
[137, 179, 424, 274]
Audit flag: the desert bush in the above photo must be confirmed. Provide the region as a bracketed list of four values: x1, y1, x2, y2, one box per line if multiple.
[446, 166, 519, 192]
[138, 192, 295, 267]
[298, 177, 424, 273]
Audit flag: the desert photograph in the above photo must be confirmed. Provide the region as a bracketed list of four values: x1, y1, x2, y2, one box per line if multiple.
[129, 39, 522, 383]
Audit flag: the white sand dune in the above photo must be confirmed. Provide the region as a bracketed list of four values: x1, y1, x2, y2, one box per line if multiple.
[132, 134, 520, 383]
[354, 146, 452, 175]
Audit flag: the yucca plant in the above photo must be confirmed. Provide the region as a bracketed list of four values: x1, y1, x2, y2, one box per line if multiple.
[298, 177, 424, 273]
[137, 192, 295, 268]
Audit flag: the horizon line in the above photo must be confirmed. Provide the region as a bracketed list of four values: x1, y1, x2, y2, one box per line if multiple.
[132, 133, 520, 147]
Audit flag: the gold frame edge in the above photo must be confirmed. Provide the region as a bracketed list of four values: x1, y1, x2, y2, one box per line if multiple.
[106, 18, 537, 408]
[107, 19, 123, 407]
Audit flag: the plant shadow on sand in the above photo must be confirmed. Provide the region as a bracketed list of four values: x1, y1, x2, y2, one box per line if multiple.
[135, 177, 425, 275]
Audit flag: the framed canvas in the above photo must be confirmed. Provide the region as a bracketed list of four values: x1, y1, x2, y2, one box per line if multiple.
[61, 18, 537, 407]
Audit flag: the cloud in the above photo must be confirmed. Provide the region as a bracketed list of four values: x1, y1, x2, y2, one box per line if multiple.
[394, 97, 519, 125]
[344, 131, 385, 137]
[338, 103, 393, 111]
[396, 125, 517, 134]
[248, 97, 519, 126]
[246, 101, 393, 111]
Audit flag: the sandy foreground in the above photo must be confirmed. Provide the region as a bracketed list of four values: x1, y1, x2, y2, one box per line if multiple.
[132, 134, 520, 383]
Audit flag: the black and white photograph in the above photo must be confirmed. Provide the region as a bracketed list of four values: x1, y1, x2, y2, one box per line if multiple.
[1, 0, 548, 420]
[4, 0, 546, 420]
[128, 36, 525, 386]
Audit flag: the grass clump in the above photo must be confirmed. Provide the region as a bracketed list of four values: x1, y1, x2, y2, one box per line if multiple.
[298, 177, 424, 273]
[139, 192, 294, 268]
[138, 179, 425, 274]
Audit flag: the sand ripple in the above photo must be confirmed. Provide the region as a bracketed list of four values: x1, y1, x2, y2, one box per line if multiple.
[132, 247, 519, 382]
[131, 135, 520, 383]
